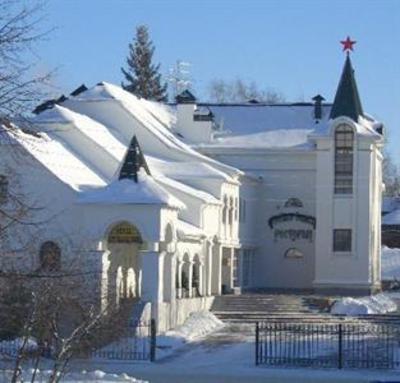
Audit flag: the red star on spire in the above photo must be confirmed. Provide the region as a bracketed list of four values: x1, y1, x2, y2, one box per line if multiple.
[341, 36, 356, 53]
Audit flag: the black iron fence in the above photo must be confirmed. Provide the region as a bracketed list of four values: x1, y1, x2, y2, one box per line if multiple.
[0, 319, 157, 363]
[83, 319, 157, 361]
[255, 321, 400, 370]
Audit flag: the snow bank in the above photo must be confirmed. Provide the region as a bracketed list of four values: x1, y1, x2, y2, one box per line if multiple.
[166, 311, 223, 341]
[0, 369, 146, 382]
[382, 246, 400, 281]
[331, 293, 397, 315]
[156, 311, 224, 358]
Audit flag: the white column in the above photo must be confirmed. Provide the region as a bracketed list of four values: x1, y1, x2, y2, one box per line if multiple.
[211, 244, 222, 295]
[163, 252, 174, 302]
[141, 250, 164, 303]
[206, 241, 213, 296]
[188, 261, 193, 298]
[229, 247, 235, 290]
[176, 260, 183, 299]
[198, 262, 204, 296]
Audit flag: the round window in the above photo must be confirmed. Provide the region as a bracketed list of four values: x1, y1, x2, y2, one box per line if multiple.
[285, 248, 304, 259]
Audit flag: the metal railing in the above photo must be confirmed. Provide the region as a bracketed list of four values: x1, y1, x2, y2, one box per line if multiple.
[79, 319, 157, 362]
[255, 321, 400, 370]
[0, 319, 157, 363]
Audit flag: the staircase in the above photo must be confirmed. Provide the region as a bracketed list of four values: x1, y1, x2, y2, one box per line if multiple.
[211, 293, 400, 324]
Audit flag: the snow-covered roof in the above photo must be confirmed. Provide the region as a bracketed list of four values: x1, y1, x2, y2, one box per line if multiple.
[176, 219, 205, 240]
[156, 175, 221, 205]
[35, 105, 127, 163]
[78, 174, 185, 210]
[0, 128, 106, 191]
[147, 156, 233, 181]
[65, 82, 241, 179]
[211, 129, 313, 150]
[189, 103, 382, 150]
[207, 103, 331, 135]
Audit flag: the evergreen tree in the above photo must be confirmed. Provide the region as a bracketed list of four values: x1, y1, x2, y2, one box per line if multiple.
[121, 25, 167, 102]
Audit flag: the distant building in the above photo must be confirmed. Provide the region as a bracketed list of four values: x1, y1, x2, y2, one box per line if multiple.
[382, 197, 400, 248]
[0, 54, 384, 331]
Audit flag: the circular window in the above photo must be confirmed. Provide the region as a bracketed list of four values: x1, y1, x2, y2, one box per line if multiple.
[285, 248, 304, 259]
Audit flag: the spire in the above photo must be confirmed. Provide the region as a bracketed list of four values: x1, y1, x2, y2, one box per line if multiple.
[119, 135, 151, 183]
[330, 54, 363, 121]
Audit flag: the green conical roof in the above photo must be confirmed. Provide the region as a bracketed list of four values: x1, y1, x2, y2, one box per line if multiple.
[330, 55, 363, 121]
[119, 135, 150, 183]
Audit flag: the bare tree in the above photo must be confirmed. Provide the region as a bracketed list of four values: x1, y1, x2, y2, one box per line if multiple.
[208, 78, 285, 103]
[0, 263, 122, 383]
[383, 149, 400, 197]
[0, 0, 52, 121]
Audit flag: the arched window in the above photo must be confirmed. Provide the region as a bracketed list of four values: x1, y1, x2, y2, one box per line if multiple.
[222, 195, 228, 224]
[228, 197, 234, 225]
[0, 175, 8, 204]
[334, 125, 354, 194]
[108, 222, 142, 244]
[39, 241, 61, 271]
[234, 197, 239, 221]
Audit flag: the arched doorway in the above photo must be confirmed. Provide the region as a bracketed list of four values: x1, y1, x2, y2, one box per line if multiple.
[107, 222, 143, 307]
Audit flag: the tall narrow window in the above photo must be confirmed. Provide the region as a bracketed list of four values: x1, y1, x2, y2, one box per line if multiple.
[222, 195, 228, 224]
[334, 125, 354, 194]
[0, 175, 8, 204]
[333, 229, 352, 252]
[234, 197, 238, 221]
[228, 197, 234, 225]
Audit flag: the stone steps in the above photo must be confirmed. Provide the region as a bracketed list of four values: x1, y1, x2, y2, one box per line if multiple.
[211, 294, 400, 325]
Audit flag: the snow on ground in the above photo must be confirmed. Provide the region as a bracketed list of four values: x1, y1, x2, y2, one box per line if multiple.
[74, 322, 400, 383]
[382, 245, 400, 280]
[331, 293, 397, 315]
[156, 311, 224, 359]
[0, 369, 146, 382]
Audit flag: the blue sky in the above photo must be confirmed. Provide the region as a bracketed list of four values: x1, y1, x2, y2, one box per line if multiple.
[37, 0, 400, 161]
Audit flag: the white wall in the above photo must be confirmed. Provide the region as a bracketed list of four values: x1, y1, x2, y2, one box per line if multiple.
[313, 120, 382, 294]
[203, 149, 317, 289]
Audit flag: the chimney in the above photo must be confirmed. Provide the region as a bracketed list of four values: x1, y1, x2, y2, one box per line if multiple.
[312, 94, 325, 121]
[175, 90, 213, 143]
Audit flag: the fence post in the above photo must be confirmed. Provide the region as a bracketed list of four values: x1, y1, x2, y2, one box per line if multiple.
[338, 323, 343, 369]
[255, 322, 259, 366]
[150, 319, 156, 362]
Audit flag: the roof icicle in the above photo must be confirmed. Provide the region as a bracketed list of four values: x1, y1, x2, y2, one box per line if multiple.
[330, 54, 363, 121]
[119, 135, 151, 183]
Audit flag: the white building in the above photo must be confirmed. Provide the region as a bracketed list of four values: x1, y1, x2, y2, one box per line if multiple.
[0, 54, 384, 331]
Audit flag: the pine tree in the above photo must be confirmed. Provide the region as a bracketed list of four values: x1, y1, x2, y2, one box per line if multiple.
[121, 25, 167, 102]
